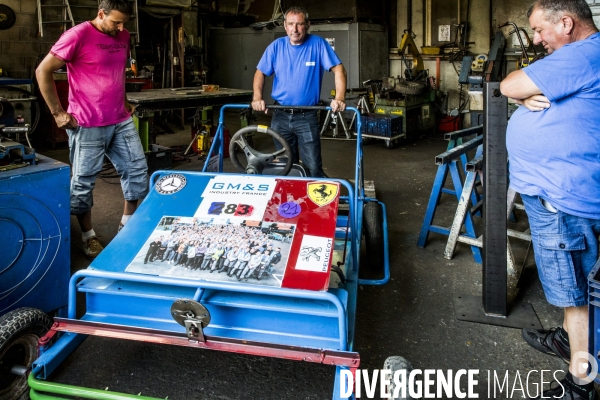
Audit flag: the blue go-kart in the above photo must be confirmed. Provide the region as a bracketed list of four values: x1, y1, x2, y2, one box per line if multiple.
[26, 105, 390, 399]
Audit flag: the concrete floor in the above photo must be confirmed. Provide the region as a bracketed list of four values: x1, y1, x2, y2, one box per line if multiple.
[37, 110, 568, 400]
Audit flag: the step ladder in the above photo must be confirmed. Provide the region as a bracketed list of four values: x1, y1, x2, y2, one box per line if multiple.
[417, 125, 484, 263]
[37, 0, 75, 37]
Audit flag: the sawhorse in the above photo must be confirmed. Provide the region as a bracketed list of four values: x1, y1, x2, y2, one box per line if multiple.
[417, 125, 483, 263]
[444, 155, 531, 299]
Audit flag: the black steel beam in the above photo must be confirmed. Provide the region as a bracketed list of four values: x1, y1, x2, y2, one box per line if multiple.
[482, 82, 508, 316]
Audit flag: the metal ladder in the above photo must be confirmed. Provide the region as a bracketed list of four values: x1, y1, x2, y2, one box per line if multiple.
[37, 0, 75, 37]
[37, 0, 139, 43]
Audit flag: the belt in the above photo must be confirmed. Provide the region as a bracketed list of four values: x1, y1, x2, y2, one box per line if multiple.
[279, 108, 305, 114]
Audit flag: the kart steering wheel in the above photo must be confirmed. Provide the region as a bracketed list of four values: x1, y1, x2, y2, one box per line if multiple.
[229, 125, 294, 176]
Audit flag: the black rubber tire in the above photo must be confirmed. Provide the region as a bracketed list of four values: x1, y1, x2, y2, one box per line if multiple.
[363, 202, 384, 273]
[0, 308, 53, 400]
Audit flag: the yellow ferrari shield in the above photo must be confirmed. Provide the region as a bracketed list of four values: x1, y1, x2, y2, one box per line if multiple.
[307, 182, 338, 206]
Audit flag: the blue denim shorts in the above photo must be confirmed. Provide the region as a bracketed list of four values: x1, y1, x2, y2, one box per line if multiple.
[67, 117, 148, 215]
[521, 194, 600, 307]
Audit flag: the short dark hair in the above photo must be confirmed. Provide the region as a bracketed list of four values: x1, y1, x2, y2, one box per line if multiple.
[99, 0, 133, 16]
[284, 6, 309, 22]
[527, 0, 595, 26]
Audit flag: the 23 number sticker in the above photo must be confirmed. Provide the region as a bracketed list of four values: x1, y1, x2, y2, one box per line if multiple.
[208, 202, 254, 217]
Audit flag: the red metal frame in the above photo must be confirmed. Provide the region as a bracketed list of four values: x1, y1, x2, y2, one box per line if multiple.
[51, 318, 360, 370]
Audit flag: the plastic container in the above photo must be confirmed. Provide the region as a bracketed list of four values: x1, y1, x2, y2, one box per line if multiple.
[145, 144, 173, 174]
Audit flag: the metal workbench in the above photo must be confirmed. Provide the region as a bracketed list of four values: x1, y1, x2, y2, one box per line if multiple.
[126, 88, 253, 151]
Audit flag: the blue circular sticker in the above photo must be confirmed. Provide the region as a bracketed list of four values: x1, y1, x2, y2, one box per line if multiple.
[278, 201, 301, 218]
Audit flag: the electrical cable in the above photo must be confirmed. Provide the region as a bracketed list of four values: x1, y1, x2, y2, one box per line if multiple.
[249, 0, 283, 29]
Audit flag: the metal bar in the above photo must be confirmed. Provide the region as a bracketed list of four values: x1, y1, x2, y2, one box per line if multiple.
[444, 168, 478, 260]
[482, 82, 508, 316]
[443, 125, 483, 141]
[51, 318, 360, 368]
[448, 161, 483, 263]
[466, 155, 484, 172]
[29, 366, 160, 400]
[417, 164, 449, 247]
[435, 135, 483, 165]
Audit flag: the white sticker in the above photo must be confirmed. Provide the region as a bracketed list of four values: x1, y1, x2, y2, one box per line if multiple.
[257, 125, 268, 133]
[206, 155, 219, 172]
[155, 174, 187, 195]
[305, 61, 316, 66]
[195, 175, 276, 221]
[295, 235, 333, 273]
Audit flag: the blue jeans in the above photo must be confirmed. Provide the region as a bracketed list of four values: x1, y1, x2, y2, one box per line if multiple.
[521, 194, 600, 307]
[270, 109, 324, 177]
[66, 117, 148, 215]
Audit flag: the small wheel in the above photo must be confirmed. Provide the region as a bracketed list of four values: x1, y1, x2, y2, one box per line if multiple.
[383, 356, 414, 399]
[0, 308, 53, 400]
[384, 139, 395, 149]
[229, 125, 294, 175]
[363, 202, 384, 273]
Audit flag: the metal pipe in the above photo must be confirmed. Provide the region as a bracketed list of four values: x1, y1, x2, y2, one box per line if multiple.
[435, 135, 483, 165]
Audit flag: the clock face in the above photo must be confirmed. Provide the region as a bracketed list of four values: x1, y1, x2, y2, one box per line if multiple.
[155, 174, 187, 195]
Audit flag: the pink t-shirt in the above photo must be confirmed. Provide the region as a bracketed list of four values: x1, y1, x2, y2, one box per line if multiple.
[51, 22, 129, 127]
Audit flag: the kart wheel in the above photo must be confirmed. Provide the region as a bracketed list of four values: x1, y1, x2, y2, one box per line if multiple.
[383, 356, 415, 399]
[0, 308, 53, 400]
[363, 202, 384, 273]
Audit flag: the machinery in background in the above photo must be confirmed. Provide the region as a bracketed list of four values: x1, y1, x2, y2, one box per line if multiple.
[458, 31, 507, 126]
[0, 79, 39, 138]
[0, 123, 70, 400]
[369, 31, 440, 148]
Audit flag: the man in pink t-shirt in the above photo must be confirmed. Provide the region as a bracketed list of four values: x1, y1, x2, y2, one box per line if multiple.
[36, 0, 148, 258]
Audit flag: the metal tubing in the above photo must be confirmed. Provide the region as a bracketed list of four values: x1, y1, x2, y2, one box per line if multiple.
[482, 82, 508, 316]
[29, 366, 160, 400]
[443, 125, 483, 141]
[68, 268, 349, 350]
[466, 155, 483, 172]
[435, 135, 483, 165]
[50, 318, 360, 368]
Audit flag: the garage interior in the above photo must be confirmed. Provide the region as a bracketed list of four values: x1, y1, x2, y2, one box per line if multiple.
[1, 0, 599, 399]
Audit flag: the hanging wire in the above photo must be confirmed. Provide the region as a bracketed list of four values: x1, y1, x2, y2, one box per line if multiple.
[249, 0, 284, 29]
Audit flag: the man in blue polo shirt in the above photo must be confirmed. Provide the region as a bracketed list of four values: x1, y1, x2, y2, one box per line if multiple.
[501, 0, 600, 398]
[251, 6, 347, 177]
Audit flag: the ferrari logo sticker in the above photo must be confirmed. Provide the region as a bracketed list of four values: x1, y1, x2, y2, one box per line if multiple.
[307, 182, 338, 207]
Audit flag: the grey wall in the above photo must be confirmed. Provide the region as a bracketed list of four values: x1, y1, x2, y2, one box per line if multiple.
[0, 0, 198, 80]
[0, 0, 60, 79]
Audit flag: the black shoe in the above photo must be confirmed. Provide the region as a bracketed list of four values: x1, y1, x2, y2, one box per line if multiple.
[528, 376, 598, 399]
[522, 327, 570, 363]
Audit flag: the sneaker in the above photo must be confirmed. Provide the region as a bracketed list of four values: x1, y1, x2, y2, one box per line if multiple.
[528, 377, 598, 399]
[118, 223, 125, 232]
[522, 327, 571, 363]
[83, 236, 104, 258]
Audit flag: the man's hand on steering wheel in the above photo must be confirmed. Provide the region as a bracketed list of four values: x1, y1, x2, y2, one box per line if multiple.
[330, 99, 346, 113]
[252, 99, 268, 114]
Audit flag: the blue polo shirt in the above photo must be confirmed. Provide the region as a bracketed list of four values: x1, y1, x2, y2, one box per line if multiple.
[506, 32, 600, 219]
[257, 34, 341, 106]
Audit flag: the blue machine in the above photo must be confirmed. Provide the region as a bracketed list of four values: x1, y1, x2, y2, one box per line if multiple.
[29, 106, 390, 400]
[0, 153, 70, 315]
